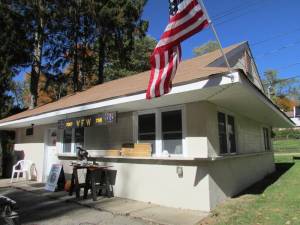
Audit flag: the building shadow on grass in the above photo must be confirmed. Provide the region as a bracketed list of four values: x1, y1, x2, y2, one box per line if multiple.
[235, 162, 295, 197]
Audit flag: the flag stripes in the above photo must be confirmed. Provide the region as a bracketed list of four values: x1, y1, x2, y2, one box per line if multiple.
[146, 0, 208, 99]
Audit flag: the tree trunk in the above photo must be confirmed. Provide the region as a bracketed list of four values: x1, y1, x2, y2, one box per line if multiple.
[30, 28, 43, 109]
[97, 38, 105, 84]
[72, 3, 80, 92]
[29, 0, 43, 109]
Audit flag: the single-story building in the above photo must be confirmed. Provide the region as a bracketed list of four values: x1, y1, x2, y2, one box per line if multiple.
[286, 103, 300, 127]
[0, 42, 294, 211]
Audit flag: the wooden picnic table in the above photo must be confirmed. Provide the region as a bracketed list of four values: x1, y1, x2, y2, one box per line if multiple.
[69, 164, 114, 201]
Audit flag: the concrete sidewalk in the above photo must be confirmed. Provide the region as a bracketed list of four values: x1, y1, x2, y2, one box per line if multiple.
[1, 179, 208, 225]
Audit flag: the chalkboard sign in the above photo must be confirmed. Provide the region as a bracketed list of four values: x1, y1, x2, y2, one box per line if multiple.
[45, 164, 65, 192]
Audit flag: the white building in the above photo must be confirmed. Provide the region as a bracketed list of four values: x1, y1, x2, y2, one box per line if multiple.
[289, 105, 300, 127]
[0, 42, 294, 212]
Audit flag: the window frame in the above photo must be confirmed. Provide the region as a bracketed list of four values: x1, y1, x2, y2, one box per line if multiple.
[60, 127, 85, 155]
[135, 105, 187, 157]
[217, 111, 238, 155]
[263, 127, 271, 151]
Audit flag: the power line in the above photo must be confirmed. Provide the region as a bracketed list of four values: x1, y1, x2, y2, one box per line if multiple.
[276, 62, 300, 72]
[255, 39, 300, 58]
[213, 0, 271, 26]
[252, 27, 300, 47]
[211, 0, 265, 21]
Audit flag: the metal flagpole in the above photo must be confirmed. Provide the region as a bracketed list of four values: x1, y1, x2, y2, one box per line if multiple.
[198, 0, 232, 73]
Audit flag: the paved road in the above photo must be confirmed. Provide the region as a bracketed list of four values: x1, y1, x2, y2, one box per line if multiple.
[0, 187, 152, 225]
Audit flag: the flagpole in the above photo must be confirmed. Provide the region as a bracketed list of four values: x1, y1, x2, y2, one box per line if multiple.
[198, 0, 232, 73]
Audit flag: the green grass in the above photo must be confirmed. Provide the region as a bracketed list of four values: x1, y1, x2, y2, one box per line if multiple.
[200, 155, 300, 225]
[273, 139, 300, 153]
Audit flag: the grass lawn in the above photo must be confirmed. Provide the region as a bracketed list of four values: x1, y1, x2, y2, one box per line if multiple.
[200, 155, 300, 225]
[273, 139, 300, 153]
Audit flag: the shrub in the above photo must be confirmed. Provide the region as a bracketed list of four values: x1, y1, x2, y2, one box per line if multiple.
[273, 128, 300, 139]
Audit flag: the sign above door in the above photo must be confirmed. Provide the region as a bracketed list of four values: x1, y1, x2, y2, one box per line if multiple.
[57, 112, 117, 129]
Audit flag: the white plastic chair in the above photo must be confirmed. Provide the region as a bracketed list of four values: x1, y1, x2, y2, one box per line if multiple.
[10, 160, 33, 183]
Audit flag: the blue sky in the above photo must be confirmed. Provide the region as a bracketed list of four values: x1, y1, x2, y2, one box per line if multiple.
[16, 0, 300, 81]
[142, 0, 300, 79]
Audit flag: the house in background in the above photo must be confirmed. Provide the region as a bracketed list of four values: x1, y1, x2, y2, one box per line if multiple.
[286, 103, 300, 128]
[0, 42, 294, 212]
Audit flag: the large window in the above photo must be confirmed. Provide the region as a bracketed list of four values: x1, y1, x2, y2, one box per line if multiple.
[227, 115, 236, 153]
[138, 114, 156, 154]
[296, 106, 300, 117]
[137, 107, 184, 156]
[218, 112, 237, 154]
[63, 129, 72, 153]
[263, 127, 270, 151]
[62, 128, 85, 154]
[162, 110, 182, 155]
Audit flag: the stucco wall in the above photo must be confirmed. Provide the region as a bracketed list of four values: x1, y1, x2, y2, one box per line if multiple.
[14, 124, 56, 181]
[185, 101, 272, 157]
[60, 158, 211, 211]
[208, 152, 275, 209]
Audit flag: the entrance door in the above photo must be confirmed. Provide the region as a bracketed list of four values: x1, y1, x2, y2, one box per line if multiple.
[44, 128, 58, 181]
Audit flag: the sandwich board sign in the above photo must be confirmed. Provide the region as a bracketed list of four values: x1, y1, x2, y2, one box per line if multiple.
[45, 164, 64, 192]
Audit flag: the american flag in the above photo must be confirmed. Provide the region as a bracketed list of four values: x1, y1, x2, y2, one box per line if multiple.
[146, 0, 209, 99]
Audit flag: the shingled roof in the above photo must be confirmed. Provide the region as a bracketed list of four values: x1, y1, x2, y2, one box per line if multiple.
[0, 42, 246, 124]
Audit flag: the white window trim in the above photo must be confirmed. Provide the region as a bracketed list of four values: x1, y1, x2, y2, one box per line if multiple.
[135, 105, 187, 157]
[59, 128, 84, 155]
[262, 126, 271, 151]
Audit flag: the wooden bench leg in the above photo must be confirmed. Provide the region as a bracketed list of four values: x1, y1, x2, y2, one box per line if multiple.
[91, 171, 97, 201]
[84, 170, 90, 199]
[69, 170, 75, 196]
[104, 170, 113, 198]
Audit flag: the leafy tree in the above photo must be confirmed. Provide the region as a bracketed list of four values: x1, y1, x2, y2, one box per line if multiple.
[104, 36, 157, 81]
[88, 0, 149, 84]
[262, 70, 300, 111]
[193, 40, 219, 56]
[0, 2, 31, 118]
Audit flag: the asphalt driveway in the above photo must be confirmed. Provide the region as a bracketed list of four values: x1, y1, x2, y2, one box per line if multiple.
[0, 187, 152, 225]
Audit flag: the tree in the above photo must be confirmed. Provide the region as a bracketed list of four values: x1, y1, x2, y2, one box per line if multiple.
[11, 81, 26, 109]
[88, 0, 149, 84]
[104, 36, 157, 81]
[0, 2, 31, 118]
[193, 40, 219, 56]
[262, 69, 300, 111]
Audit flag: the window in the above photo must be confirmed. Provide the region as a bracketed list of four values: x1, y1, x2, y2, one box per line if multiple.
[138, 114, 156, 153]
[62, 128, 85, 154]
[63, 129, 72, 153]
[162, 110, 182, 154]
[263, 127, 270, 151]
[218, 112, 227, 154]
[26, 127, 33, 136]
[296, 106, 300, 117]
[227, 115, 236, 153]
[218, 112, 237, 154]
[137, 106, 185, 156]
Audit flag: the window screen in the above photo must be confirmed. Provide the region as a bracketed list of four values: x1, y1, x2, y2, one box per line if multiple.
[138, 114, 155, 153]
[296, 106, 300, 117]
[63, 129, 72, 153]
[162, 110, 182, 154]
[227, 115, 236, 153]
[74, 128, 84, 151]
[218, 112, 228, 154]
[263, 128, 270, 151]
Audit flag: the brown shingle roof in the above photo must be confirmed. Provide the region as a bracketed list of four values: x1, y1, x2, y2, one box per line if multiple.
[0, 42, 244, 124]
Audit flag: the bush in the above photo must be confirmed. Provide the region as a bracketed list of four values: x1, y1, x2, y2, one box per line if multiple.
[273, 129, 300, 139]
